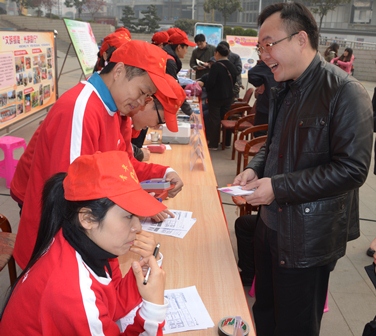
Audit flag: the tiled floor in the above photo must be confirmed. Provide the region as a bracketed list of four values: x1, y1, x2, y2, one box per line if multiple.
[0, 50, 376, 335]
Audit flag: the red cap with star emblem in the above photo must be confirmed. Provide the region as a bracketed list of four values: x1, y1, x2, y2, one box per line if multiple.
[63, 151, 166, 217]
[111, 40, 177, 99]
[154, 75, 186, 132]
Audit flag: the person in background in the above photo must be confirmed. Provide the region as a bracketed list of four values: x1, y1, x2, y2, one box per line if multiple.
[13, 41, 179, 270]
[164, 29, 196, 116]
[189, 34, 216, 79]
[323, 42, 339, 62]
[0, 151, 168, 335]
[219, 40, 243, 98]
[233, 2, 373, 335]
[93, 27, 131, 72]
[331, 47, 354, 74]
[151, 31, 169, 48]
[197, 43, 237, 150]
[247, 59, 278, 135]
[235, 214, 257, 286]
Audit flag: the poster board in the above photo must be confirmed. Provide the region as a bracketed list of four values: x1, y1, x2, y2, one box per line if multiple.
[194, 23, 223, 47]
[0, 30, 57, 129]
[226, 35, 259, 78]
[63, 19, 99, 78]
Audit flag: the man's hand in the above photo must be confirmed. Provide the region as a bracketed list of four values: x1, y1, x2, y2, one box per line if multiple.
[233, 168, 258, 187]
[165, 171, 183, 198]
[243, 177, 275, 206]
[197, 81, 204, 87]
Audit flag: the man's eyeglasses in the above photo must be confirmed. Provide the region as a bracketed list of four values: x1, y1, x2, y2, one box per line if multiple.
[256, 32, 299, 56]
[154, 100, 165, 125]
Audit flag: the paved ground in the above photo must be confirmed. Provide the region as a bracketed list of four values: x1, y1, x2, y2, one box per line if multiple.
[1, 47, 376, 335]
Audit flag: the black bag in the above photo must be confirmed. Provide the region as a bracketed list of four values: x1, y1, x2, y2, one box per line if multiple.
[362, 316, 376, 336]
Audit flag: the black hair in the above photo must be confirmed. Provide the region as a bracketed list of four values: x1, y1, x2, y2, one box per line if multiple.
[219, 40, 230, 50]
[215, 43, 230, 57]
[93, 46, 117, 72]
[258, 2, 319, 50]
[194, 34, 206, 43]
[1, 173, 115, 318]
[324, 43, 339, 57]
[169, 44, 188, 51]
[339, 47, 353, 62]
[100, 62, 146, 80]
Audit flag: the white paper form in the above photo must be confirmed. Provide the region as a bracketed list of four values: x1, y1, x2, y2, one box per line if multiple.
[141, 210, 196, 239]
[163, 286, 214, 334]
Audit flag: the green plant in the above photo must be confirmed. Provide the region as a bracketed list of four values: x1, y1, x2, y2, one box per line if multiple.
[244, 28, 257, 36]
[232, 26, 244, 35]
[224, 26, 233, 36]
[174, 18, 197, 36]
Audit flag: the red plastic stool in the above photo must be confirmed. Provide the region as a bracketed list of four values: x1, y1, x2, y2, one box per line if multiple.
[248, 277, 329, 313]
[0, 136, 27, 188]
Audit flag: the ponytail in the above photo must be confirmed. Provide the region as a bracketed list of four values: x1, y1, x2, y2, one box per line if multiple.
[1, 172, 67, 317]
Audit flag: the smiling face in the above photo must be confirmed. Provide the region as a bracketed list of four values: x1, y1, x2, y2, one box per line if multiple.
[82, 204, 142, 256]
[258, 13, 304, 82]
[106, 63, 157, 116]
[131, 101, 165, 131]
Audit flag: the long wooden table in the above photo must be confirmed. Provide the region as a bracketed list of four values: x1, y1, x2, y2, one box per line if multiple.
[119, 128, 256, 336]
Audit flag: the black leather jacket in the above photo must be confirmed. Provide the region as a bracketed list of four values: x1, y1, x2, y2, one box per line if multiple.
[248, 53, 373, 268]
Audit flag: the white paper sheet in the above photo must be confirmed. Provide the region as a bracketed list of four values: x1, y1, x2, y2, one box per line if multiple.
[141, 210, 196, 239]
[163, 286, 214, 334]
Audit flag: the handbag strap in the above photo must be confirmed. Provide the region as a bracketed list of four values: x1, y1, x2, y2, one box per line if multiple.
[217, 61, 234, 84]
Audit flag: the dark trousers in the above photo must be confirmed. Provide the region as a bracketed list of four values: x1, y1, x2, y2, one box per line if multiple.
[206, 97, 233, 148]
[235, 214, 257, 281]
[253, 217, 336, 336]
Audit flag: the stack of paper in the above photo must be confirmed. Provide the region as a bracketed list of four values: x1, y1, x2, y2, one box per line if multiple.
[218, 185, 255, 196]
[164, 286, 214, 334]
[141, 210, 196, 239]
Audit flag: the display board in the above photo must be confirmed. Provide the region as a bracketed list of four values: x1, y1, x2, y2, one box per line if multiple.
[226, 35, 259, 78]
[194, 23, 223, 47]
[0, 30, 57, 128]
[63, 18, 99, 77]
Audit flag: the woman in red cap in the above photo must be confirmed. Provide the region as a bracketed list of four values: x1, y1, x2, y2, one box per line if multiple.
[1, 151, 168, 335]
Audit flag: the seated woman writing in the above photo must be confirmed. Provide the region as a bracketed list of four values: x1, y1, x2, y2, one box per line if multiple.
[0, 151, 168, 335]
[330, 47, 354, 74]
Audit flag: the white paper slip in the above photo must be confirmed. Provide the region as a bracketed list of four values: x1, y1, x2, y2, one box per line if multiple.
[163, 286, 214, 334]
[141, 210, 196, 239]
[218, 185, 255, 196]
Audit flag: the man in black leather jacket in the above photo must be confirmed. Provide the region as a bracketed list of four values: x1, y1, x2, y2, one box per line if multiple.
[233, 3, 373, 335]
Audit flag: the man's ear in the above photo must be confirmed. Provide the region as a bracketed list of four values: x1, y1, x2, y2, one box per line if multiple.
[113, 62, 125, 81]
[297, 31, 308, 48]
[79, 208, 97, 230]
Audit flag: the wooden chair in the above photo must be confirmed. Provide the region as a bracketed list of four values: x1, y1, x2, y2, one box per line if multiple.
[0, 214, 17, 286]
[234, 124, 268, 175]
[230, 87, 254, 109]
[231, 195, 259, 217]
[231, 103, 257, 160]
[220, 105, 254, 151]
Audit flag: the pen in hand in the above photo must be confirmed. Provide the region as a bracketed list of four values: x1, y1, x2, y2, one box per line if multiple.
[143, 243, 160, 285]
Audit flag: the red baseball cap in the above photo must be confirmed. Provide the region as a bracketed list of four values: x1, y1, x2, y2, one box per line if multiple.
[99, 27, 131, 57]
[64, 151, 166, 217]
[166, 27, 181, 36]
[154, 75, 186, 132]
[111, 40, 177, 99]
[152, 31, 169, 45]
[169, 30, 196, 47]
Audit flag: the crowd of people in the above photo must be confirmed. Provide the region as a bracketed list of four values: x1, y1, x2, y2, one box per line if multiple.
[1, 3, 375, 336]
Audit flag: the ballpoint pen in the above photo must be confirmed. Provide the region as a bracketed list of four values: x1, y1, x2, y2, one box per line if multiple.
[143, 243, 160, 285]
